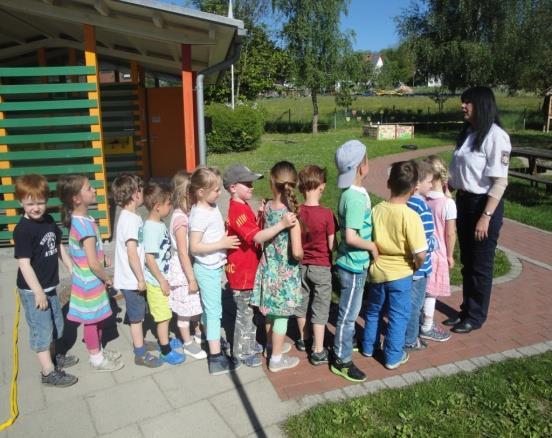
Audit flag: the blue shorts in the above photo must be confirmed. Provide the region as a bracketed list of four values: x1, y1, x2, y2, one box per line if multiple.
[19, 288, 64, 352]
[120, 289, 147, 323]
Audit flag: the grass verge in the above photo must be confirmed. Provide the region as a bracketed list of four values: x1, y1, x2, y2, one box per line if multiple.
[285, 352, 552, 437]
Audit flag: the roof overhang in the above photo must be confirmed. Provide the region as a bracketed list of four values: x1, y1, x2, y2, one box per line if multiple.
[0, 0, 245, 80]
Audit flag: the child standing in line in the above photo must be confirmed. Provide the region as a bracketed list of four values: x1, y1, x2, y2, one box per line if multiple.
[362, 161, 427, 370]
[223, 164, 297, 368]
[14, 174, 78, 387]
[112, 174, 162, 368]
[422, 155, 457, 339]
[58, 175, 123, 372]
[251, 161, 303, 373]
[294, 165, 336, 366]
[167, 171, 207, 360]
[331, 140, 378, 383]
[143, 182, 186, 365]
[404, 160, 443, 352]
[189, 167, 241, 375]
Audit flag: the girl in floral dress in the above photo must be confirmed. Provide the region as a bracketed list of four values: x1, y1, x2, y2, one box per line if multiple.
[252, 161, 303, 372]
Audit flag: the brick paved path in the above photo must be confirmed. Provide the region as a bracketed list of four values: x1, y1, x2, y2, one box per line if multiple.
[265, 146, 552, 401]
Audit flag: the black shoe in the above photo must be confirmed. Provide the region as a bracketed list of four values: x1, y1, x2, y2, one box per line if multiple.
[295, 338, 312, 352]
[330, 359, 366, 383]
[451, 320, 476, 334]
[309, 348, 329, 366]
[41, 369, 78, 387]
[54, 353, 79, 370]
[443, 316, 462, 327]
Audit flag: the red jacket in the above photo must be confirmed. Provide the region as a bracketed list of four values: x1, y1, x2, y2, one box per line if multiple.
[225, 199, 262, 290]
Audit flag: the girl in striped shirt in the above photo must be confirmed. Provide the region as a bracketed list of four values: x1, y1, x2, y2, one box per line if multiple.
[58, 175, 123, 372]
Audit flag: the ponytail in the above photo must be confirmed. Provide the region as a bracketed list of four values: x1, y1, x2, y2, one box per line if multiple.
[57, 174, 86, 229]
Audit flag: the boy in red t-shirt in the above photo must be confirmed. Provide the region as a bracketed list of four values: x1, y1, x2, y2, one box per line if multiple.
[223, 164, 297, 367]
[295, 165, 337, 366]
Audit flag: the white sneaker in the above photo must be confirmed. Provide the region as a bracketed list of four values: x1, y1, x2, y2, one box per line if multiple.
[183, 341, 207, 360]
[269, 354, 300, 372]
[91, 356, 124, 372]
[102, 349, 122, 361]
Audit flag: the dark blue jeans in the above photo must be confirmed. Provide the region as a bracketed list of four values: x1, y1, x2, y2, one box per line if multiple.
[404, 276, 428, 346]
[456, 191, 504, 328]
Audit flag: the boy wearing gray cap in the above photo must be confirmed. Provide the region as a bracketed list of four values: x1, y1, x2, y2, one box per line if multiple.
[223, 164, 296, 367]
[331, 140, 379, 383]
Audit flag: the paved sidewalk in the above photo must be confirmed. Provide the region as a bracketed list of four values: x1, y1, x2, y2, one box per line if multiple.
[1, 146, 551, 437]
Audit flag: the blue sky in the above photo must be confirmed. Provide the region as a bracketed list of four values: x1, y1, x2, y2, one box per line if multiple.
[341, 0, 410, 52]
[179, 0, 410, 53]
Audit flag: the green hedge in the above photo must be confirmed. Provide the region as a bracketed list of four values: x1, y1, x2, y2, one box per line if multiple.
[205, 103, 264, 153]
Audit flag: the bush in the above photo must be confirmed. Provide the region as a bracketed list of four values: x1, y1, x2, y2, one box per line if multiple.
[205, 103, 264, 153]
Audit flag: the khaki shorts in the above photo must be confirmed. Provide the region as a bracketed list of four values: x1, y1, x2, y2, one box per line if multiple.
[295, 265, 332, 325]
[146, 283, 172, 322]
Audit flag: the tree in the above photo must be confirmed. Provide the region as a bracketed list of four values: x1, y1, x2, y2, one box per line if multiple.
[273, 0, 355, 133]
[191, 0, 290, 101]
[396, 0, 552, 92]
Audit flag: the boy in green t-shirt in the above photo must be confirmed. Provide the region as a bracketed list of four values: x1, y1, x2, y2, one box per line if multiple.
[331, 140, 379, 383]
[361, 160, 427, 370]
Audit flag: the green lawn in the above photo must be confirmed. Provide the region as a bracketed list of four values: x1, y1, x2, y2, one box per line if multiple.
[285, 352, 552, 437]
[258, 94, 543, 131]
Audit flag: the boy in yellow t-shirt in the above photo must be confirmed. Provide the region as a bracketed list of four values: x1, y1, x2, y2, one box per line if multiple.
[361, 160, 427, 370]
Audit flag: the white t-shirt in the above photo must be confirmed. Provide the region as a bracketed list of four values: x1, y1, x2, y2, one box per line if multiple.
[188, 204, 226, 269]
[114, 209, 145, 290]
[426, 191, 457, 221]
[449, 123, 511, 194]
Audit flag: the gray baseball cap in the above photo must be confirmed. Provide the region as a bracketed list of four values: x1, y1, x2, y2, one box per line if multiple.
[223, 164, 263, 189]
[335, 140, 367, 188]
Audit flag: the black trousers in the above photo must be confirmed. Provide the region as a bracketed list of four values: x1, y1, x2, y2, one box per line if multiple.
[456, 191, 504, 328]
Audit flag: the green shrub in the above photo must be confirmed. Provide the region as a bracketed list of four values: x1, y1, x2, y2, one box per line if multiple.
[205, 103, 264, 153]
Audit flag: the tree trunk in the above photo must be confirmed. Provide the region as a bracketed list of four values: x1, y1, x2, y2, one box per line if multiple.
[311, 89, 319, 134]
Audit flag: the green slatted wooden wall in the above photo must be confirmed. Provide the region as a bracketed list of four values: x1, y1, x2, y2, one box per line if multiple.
[101, 82, 145, 181]
[0, 66, 110, 243]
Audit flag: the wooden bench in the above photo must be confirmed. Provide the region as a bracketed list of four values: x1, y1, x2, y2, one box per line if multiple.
[508, 170, 552, 192]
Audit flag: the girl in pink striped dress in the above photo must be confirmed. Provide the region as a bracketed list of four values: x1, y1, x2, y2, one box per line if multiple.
[422, 156, 457, 337]
[58, 175, 123, 372]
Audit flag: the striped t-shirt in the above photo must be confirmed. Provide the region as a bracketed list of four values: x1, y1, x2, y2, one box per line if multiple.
[336, 186, 373, 274]
[407, 194, 436, 278]
[67, 215, 111, 324]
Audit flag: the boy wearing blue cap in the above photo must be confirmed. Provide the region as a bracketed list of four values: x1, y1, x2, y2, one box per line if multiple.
[331, 140, 379, 383]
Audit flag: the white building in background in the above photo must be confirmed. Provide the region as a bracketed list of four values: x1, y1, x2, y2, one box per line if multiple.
[427, 75, 442, 87]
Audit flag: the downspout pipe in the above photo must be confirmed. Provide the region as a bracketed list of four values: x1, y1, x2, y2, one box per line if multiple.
[196, 28, 246, 165]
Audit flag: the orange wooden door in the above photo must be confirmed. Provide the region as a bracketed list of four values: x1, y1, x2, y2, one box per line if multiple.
[147, 87, 185, 177]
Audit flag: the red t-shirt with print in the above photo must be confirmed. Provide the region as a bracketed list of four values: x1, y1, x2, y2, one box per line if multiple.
[225, 199, 262, 290]
[299, 204, 337, 267]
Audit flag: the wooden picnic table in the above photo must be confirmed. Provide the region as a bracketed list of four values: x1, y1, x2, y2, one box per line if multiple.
[509, 147, 552, 191]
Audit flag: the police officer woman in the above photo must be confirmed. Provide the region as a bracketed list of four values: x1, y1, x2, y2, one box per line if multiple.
[446, 86, 511, 333]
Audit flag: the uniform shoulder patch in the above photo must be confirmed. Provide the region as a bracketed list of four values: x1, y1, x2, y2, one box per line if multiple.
[501, 151, 510, 166]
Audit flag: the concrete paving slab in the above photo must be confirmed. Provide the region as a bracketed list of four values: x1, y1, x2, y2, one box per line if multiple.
[210, 378, 297, 437]
[152, 358, 264, 409]
[6, 398, 97, 438]
[14, 376, 47, 415]
[246, 423, 286, 438]
[139, 399, 234, 438]
[86, 376, 171, 435]
[99, 424, 144, 438]
[43, 366, 116, 405]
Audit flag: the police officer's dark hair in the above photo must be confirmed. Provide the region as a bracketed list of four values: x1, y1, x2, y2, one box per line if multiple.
[456, 86, 502, 152]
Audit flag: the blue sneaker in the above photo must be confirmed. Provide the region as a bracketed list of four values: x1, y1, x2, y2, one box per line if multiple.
[169, 337, 184, 350]
[161, 349, 186, 365]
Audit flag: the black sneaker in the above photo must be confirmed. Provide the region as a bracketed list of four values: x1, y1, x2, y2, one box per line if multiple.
[41, 369, 78, 387]
[54, 354, 79, 370]
[295, 338, 312, 352]
[330, 359, 366, 383]
[309, 348, 329, 366]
